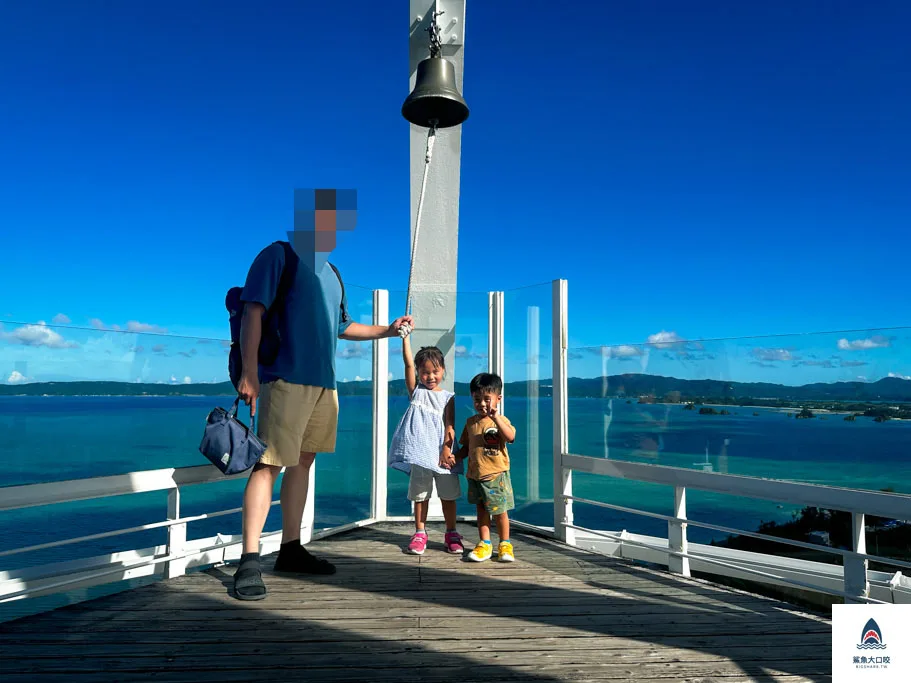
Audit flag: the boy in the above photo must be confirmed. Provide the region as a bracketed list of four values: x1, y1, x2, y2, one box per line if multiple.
[455, 372, 517, 562]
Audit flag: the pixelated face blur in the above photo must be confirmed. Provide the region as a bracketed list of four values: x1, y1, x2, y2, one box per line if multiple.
[472, 391, 500, 416]
[289, 188, 357, 271]
[418, 358, 444, 389]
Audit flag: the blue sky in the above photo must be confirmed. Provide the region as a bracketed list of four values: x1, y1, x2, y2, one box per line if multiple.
[1, 1, 909, 386]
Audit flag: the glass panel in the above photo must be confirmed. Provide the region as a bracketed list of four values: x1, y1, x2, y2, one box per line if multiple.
[317, 283, 375, 528]
[385, 289, 489, 519]
[503, 283, 553, 528]
[566, 328, 911, 549]
[0, 322, 235, 486]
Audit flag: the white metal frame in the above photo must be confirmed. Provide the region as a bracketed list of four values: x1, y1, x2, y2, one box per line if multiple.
[488, 290, 504, 385]
[371, 289, 389, 522]
[526, 305, 541, 502]
[552, 279, 573, 544]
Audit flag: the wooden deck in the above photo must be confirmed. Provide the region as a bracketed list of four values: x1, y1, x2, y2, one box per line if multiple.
[0, 522, 832, 682]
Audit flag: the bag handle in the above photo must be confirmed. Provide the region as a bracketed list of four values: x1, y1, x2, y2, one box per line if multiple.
[227, 397, 254, 437]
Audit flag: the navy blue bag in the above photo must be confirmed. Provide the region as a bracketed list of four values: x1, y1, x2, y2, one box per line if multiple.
[199, 398, 267, 474]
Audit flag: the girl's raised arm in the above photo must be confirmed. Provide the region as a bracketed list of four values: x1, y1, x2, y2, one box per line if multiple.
[403, 334, 417, 398]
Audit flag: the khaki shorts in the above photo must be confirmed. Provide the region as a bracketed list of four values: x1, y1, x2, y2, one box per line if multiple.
[257, 380, 338, 467]
[408, 465, 462, 502]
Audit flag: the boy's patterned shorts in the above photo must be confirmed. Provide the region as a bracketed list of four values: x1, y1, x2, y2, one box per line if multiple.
[467, 471, 515, 516]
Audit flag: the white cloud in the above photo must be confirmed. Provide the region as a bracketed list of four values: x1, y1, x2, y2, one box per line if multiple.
[6, 370, 29, 384]
[183, 376, 192, 384]
[837, 335, 891, 351]
[354, 375, 367, 382]
[89, 318, 106, 330]
[752, 348, 795, 362]
[887, 372, 911, 381]
[338, 344, 368, 360]
[1, 322, 79, 349]
[52, 313, 71, 325]
[388, 372, 394, 381]
[607, 345, 645, 359]
[126, 321, 168, 334]
[455, 345, 487, 360]
[646, 331, 684, 349]
[170, 375, 178, 383]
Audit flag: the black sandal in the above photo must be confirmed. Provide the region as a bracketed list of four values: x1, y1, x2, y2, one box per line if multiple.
[233, 555, 267, 601]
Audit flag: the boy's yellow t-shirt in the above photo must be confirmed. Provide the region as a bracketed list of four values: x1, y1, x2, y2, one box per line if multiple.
[459, 414, 512, 481]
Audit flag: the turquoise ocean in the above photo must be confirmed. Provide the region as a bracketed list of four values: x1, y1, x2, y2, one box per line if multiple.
[2, 394, 910, 621]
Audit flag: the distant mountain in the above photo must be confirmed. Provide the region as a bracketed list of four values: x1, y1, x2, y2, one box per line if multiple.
[559, 374, 911, 403]
[0, 381, 238, 397]
[2, 374, 910, 402]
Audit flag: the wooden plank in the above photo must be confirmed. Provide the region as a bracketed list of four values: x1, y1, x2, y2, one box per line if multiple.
[3, 612, 830, 636]
[0, 675, 831, 683]
[0, 632, 834, 659]
[63, 587, 781, 611]
[147, 572, 693, 591]
[30, 596, 809, 624]
[0, 658, 832, 681]
[0, 646, 832, 674]
[0, 622, 832, 646]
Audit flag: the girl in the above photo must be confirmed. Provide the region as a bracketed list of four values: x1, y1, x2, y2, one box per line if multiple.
[388, 334, 464, 555]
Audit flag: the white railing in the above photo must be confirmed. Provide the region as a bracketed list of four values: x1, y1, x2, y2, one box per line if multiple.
[548, 278, 911, 605]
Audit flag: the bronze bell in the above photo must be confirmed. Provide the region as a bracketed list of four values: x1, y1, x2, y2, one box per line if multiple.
[402, 54, 469, 129]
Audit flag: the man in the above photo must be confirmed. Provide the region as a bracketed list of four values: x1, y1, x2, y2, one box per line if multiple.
[232, 190, 412, 600]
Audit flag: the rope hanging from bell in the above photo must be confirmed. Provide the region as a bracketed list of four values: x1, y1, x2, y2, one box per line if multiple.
[399, 10, 469, 339]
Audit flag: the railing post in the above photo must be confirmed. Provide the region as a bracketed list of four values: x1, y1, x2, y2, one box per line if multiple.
[552, 279, 573, 544]
[668, 486, 690, 577]
[527, 305, 540, 502]
[488, 291, 505, 406]
[845, 512, 869, 602]
[371, 289, 389, 522]
[300, 465, 316, 545]
[165, 488, 187, 579]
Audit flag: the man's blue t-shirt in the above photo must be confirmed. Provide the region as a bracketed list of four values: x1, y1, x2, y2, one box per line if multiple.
[240, 243, 353, 390]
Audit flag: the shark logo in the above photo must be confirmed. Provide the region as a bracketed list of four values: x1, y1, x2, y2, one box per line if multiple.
[857, 618, 887, 650]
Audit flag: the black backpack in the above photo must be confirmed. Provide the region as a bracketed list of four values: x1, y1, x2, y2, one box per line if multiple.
[226, 241, 348, 390]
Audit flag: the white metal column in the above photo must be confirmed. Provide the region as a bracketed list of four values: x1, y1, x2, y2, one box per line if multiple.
[407, 0, 465, 392]
[845, 512, 869, 603]
[488, 290, 504, 401]
[552, 279, 573, 544]
[300, 466, 316, 545]
[527, 305, 540, 502]
[165, 488, 187, 579]
[668, 486, 690, 577]
[371, 289, 389, 522]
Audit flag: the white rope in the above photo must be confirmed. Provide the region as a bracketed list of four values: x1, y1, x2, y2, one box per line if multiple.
[399, 122, 437, 338]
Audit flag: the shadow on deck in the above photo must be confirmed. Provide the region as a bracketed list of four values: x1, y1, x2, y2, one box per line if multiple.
[0, 522, 832, 682]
